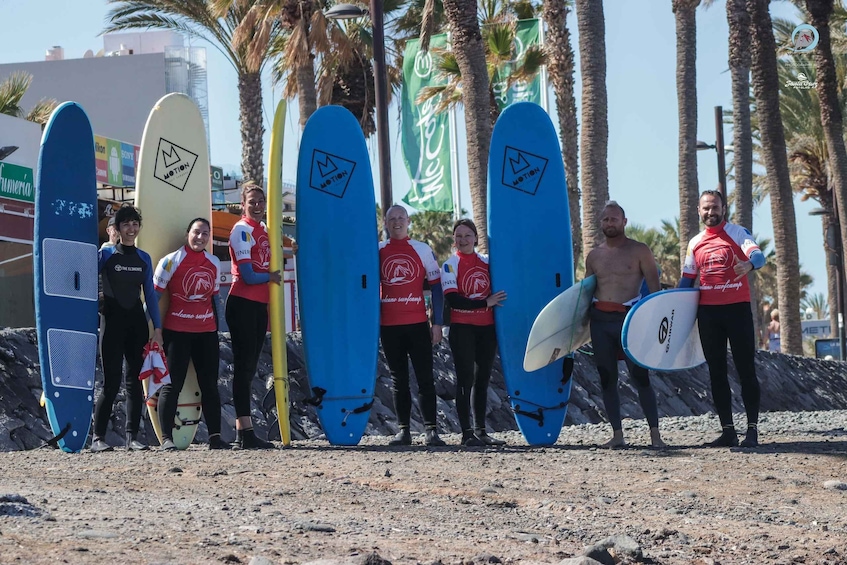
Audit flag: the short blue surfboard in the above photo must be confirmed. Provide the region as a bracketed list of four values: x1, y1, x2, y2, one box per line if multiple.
[488, 102, 574, 446]
[34, 102, 98, 452]
[296, 106, 380, 445]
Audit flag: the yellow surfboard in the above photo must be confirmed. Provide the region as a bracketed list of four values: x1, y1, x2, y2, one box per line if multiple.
[267, 100, 291, 446]
[136, 93, 211, 449]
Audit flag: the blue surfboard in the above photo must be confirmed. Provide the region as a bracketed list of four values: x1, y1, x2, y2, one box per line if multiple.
[34, 102, 98, 452]
[487, 102, 573, 446]
[296, 106, 380, 445]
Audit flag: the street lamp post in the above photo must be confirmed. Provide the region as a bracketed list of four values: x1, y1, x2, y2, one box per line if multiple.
[810, 206, 847, 361]
[324, 2, 392, 214]
[696, 106, 727, 204]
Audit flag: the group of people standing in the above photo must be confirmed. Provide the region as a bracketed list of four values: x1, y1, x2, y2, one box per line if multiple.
[92, 183, 278, 451]
[91, 185, 766, 451]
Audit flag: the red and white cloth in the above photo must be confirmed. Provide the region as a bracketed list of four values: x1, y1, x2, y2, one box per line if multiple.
[139, 341, 170, 399]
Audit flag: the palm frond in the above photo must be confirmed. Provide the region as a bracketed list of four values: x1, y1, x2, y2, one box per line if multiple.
[25, 99, 58, 125]
[0, 72, 31, 118]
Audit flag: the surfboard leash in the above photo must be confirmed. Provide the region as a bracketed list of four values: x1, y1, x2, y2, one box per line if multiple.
[40, 422, 71, 450]
[340, 399, 375, 427]
[510, 399, 567, 427]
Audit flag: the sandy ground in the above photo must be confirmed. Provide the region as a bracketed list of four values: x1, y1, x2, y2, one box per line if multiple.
[1, 414, 846, 565]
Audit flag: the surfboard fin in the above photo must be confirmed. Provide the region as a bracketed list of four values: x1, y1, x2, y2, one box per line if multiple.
[561, 356, 574, 385]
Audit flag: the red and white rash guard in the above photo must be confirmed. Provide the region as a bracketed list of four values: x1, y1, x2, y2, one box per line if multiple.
[153, 246, 220, 332]
[441, 252, 494, 326]
[682, 221, 761, 306]
[379, 237, 441, 326]
[229, 216, 271, 304]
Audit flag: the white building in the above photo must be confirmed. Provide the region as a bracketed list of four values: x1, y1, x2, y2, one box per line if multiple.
[0, 31, 208, 147]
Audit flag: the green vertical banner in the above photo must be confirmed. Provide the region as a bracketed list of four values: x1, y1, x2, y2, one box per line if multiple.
[401, 35, 454, 212]
[210, 166, 224, 205]
[492, 18, 543, 111]
[105, 138, 123, 186]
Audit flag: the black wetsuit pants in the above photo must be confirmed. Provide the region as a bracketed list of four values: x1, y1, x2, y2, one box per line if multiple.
[697, 302, 760, 428]
[380, 322, 438, 428]
[589, 307, 660, 431]
[94, 297, 147, 439]
[448, 323, 497, 432]
[225, 294, 268, 418]
[159, 330, 222, 439]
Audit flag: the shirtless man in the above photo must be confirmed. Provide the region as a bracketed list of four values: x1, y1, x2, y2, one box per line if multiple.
[585, 201, 665, 448]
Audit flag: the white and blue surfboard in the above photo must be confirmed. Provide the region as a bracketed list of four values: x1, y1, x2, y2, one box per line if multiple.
[34, 102, 98, 452]
[488, 102, 573, 446]
[296, 106, 380, 445]
[622, 288, 706, 370]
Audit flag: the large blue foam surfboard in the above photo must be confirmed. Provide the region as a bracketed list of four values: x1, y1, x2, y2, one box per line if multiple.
[622, 288, 705, 370]
[34, 102, 99, 452]
[296, 106, 380, 445]
[488, 102, 573, 446]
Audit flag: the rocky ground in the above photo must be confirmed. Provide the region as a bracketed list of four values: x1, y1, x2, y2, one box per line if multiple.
[1, 410, 846, 565]
[2, 328, 847, 564]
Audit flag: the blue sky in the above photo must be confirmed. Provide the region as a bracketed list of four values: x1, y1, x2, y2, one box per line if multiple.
[0, 0, 828, 302]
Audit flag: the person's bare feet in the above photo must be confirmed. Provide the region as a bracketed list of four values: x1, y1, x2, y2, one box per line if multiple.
[650, 427, 667, 449]
[600, 430, 626, 449]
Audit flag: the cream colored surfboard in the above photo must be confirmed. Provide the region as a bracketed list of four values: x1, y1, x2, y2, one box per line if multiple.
[136, 93, 211, 449]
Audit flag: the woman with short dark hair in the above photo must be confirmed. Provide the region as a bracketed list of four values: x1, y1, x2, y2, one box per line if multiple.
[92, 205, 162, 452]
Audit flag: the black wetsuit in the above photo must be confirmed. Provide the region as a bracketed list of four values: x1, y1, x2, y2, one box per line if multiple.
[95, 243, 160, 440]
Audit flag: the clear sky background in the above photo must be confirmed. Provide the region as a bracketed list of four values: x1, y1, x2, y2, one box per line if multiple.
[0, 0, 827, 303]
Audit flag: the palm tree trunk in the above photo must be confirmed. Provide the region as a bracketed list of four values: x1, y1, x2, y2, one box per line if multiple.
[806, 0, 847, 336]
[239, 70, 265, 184]
[296, 56, 318, 129]
[748, 0, 802, 355]
[673, 0, 700, 267]
[575, 0, 608, 257]
[727, 0, 759, 342]
[443, 0, 492, 252]
[544, 0, 582, 266]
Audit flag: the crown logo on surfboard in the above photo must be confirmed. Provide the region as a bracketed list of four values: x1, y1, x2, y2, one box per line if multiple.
[501, 146, 548, 195]
[154, 138, 199, 191]
[309, 149, 356, 198]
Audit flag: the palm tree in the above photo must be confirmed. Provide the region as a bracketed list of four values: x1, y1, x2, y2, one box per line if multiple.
[673, 0, 701, 268]
[626, 219, 681, 289]
[417, 16, 546, 129]
[574, 0, 608, 258]
[743, 39, 844, 337]
[426, 0, 493, 252]
[725, 0, 754, 233]
[747, 0, 803, 355]
[408, 209, 461, 263]
[806, 0, 847, 324]
[543, 0, 581, 266]
[245, 0, 323, 130]
[716, 0, 760, 341]
[0, 72, 56, 125]
[105, 0, 281, 184]
[802, 292, 830, 319]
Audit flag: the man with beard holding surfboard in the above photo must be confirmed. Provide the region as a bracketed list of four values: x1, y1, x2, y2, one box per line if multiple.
[679, 190, 765, 448]
[585, 201, 665, 449]
[379, 205, 446, 447]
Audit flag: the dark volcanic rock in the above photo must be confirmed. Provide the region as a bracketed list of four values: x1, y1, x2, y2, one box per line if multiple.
[0, 327, 846, 450]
